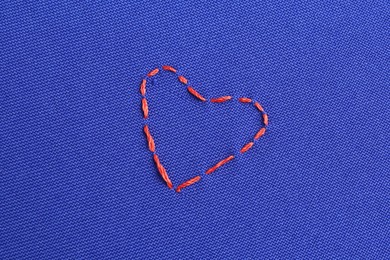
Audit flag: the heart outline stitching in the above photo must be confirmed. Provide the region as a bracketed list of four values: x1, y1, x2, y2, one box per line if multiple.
[140, 65, 269, 192]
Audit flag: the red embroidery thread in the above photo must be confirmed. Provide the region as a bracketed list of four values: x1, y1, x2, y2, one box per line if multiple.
[143, 125, 155, 153]
[147, 68, 159, 77]
[162, 65, 177, 73]
[140, 79, 146, 96]
[239, 97, 252, 103]
[141, 98, 149, 119]
[254, 127, 266, 140]
[187, 86, 206, 102]
[178, 75, 188, 85]
[240, 142, 254, 154]
[206, 155, 235, 175]
[210, 96, 232, 103]
[153, 154, 173, 189]
[176, 176, 201, 193]
[254, 101, 264, 112]
[139, 65, 269, 192]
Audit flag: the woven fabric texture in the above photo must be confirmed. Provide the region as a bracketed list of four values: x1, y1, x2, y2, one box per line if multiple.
[1, 1, 389, 259]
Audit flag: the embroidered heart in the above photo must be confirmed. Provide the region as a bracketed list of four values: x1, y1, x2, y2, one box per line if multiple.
[139, 65, 269, 193]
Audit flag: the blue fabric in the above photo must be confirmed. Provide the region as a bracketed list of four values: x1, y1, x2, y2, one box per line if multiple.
[1, 1, 389, 259]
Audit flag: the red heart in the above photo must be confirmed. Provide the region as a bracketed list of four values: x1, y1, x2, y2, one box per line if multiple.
[140, 65, 269, 193]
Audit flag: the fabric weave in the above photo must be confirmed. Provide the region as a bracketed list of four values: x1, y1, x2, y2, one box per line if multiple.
[1, 1, 389, 259]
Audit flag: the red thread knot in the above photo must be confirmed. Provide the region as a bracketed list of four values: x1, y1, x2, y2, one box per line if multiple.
[210, 96, 232, 103]
[206, 155, 234, 174]
[178, 75, 188, 85]
[147, 68, 159, 77]
[254, 102, 264, 112]
[143, 125, 155, 152]
[141, 98, 149, 119]
[263, 114, 269, 126]
[239, 97, 252, 103]
[240, 142, 254, 153]
[187, 86, 206, 102]
[140, 79, 146, 96]
[176, 176, 201, 192]
[162, 65, 177, 73]
[153, 154, 173, 189]
[254, 127, 266, 140]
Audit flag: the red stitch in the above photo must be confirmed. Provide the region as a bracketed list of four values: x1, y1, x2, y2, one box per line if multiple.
[254, 127, 266, 140]
[176, 176, 201, 192]
[140, 79, 146, 96]
[254, 102, 264, 112]
[263, 114, 269, 126]
[178, 75, 188, 85]
[153, 154, 173, 189]
[206, 155, 235, 174]
[139, 66, 270, 192]
[142, 98, 149, 119]
[240, 142, 254, 153]
[143, 125, 155, 152]
[162, 65, 177, 73]
[187, 86, 206, 102]
[239, 97, 252, 103]
[210, 96, 232, 103]
[147, 68, 159, 77]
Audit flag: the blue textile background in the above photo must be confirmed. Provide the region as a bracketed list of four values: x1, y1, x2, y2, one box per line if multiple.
[1, 1, 389, 259]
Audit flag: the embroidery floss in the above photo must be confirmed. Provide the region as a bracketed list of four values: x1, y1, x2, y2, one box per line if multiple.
[239, 97, 252, 103]
[153, 154, 173, 189]
[210, 96, 232, 103]
[178, 75, 188, 84]
[143, 125, 155, 153]
[162, 65, 177, 73]
[147, 68, 159, 77]
[141, 98, 149, 119]
[206, 155, 235, 174]
[176, 176, 201, 192]
[240, 142, 254, 153]
[187, 86, 206, 102]
[139, 66, 269, 192]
